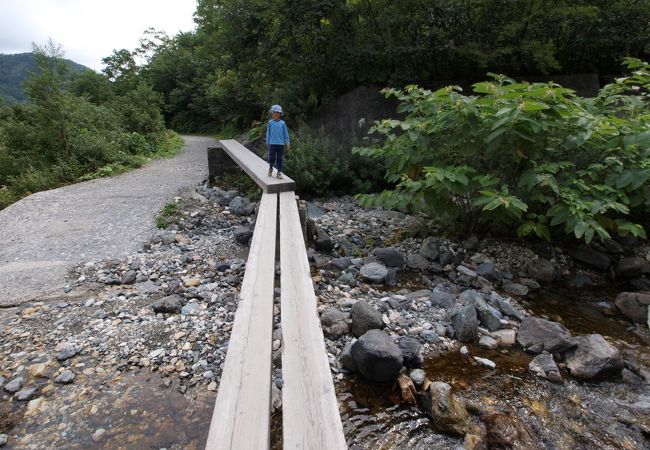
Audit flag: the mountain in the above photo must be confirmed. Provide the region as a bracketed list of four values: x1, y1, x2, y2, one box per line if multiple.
[0, 53, 91, 104]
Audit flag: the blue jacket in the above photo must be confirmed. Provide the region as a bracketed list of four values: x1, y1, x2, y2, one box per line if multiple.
[266, 119, 290, 145]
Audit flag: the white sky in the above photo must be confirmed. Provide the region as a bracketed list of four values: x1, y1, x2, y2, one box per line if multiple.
[0, 0, 197, 71]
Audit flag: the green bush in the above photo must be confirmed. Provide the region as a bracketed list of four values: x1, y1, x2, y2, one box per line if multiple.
[355, 58, 650, 243]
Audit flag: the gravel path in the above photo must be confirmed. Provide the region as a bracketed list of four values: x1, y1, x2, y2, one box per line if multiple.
[0, 135, 213, 307]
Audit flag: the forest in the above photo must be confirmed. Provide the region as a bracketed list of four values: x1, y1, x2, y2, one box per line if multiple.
[0, 0, 648, 243]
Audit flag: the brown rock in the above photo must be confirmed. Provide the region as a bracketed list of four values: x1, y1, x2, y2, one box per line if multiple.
[417, 382, 469, 436]
[483, 412, 542, 450]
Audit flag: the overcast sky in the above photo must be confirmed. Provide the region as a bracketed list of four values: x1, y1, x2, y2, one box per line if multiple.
[0, 0, 197, 71]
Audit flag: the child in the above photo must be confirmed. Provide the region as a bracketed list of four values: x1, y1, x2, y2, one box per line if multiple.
[266, 104, 291, 179]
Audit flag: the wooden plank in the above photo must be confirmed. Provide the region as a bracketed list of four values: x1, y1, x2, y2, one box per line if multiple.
[219, 139, 296, 193]
[205, 192, 278, 450]
[279, 191, 347, 450]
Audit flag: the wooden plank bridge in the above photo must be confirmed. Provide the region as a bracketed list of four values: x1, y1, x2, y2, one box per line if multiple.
[205, 140, 347, 450]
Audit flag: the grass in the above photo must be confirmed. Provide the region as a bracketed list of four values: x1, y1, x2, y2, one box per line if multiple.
[156, 201, 183, 229]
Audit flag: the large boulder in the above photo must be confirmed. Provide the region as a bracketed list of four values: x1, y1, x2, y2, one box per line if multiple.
[526, 258, 556, 283]
[517, 317, 575, 354]
[359, 262, 388, 284]
[350, 301, 384, 337]
[320, 309, 350, 339]
[616, 257, 650, 279]
[568, 246, 611, 271]
[351, 330, 403, 383]
[371, 247, 404, 268]
[564, 334, 623, 379]
[417, 382, 470, 436]
[448, 304, 479, 342]
[614, 292, 650, 323]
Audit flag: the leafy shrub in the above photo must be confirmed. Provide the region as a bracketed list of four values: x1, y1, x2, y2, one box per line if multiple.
[355, 58, 650, 243]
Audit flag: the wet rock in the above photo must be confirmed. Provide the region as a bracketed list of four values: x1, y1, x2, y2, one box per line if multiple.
[526, 258, 556, 282]
[151, 295, 183, 314]
[339, 341, 358, 372]
[233, 226, 253, 244]
[529, 352, 562, 383]
[320, 308, 350, 339]
[121, 270, 137, 285]
[406, 254, 429, 270]
[15, 387, 38, 401]
[614, 292, 650, 323]
[181, 302, 201, 316]
[397, 336, 424, 368]
[564, 334, 623, 379]
[3, 377, 23, 394]
[419, 237, 440, 261]
[616, 257, 650, 279]
[417, 381, 469, 436]
[473, 356, 496, 369]
[351, 301, 384, 337]
[229, 196, 255, 216]
[430, 286, 455, 308]
[351, 330, 403, 383]
[448, 304, 478, 342]
[517, 317, 574, 354]
[483, 412, 541, 450]
[55, 370, 76, 384]
[502, 282, 529, 297]
[359, 262, 388, 284]
[397, 373, 417, 405]
[371, 247, 404, 268]
[56, 343, 78, 361]
[569, 246, 611, 271]
[564, 273, 593, 289]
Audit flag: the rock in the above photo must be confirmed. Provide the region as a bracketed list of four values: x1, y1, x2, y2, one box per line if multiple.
[491, 329, 516, 347]
[56, 343, 78, 361]
[406, 254, 429, 270]
[420, 329, 440, 343]
[3, 377, 23, 394]
[159, 231, 177, 245]
[339, 341, 358, 372]
[397, 336, 424, 368]
[520, 278, 540, 289]
[229, 196, 255, 216]
[456, 265, 477, 278]
[328, 257, 352, 270]
[15, 387, 38, 401]
[462, 291, 501, 331]
[359, 262, 388, 284]
[371, 247, 404, 268]
[28, 362, 49, 378]
[526, 258, 555, 282]
[475, 261, 498, 281]
[313, 226, 334, 252]
[479, 335, 498, 350]
[564, 274, 593, 289]
[528, 352, 562, 383]
[473, 356, 496, 369]
[419, 237, 440, 261]
[351, 330, 403, 383]
[181, 302, 202, 316]
[207, 381, 217, 391]
[94, 309, 108, 320]
[350, 301, 384, 337]
[614, 292, 650, 323]
[631, 277, 650, 291]
[151, 295, 183, 314]
[409, 369, 426, 386]
[92, 428, 106, 443]
[564, 334, 623, 379]
[439, 250, 454, 266]
[491, 293, 524, 321]
[320, 308, 350, 339]
[0, 434, 6, 447]
[233, 226, 253, 244]
[430, 286, 455, 308]
[483, 412, 541, 450]
[448, 304, 478, 342]
[502, 282, 529, 297]
[55, 370, 76, 384]
[517, 317, 574, 354]
[417, 382, 469, 436]
[569, 246, 611, 271]
[121, 270, 137, 285]
[460, 346, 469, 355]
[616, 257, 650, 279]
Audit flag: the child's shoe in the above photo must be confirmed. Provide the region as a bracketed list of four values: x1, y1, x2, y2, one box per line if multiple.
[268, 168, 273, 177]
[277, 172, 283, 179]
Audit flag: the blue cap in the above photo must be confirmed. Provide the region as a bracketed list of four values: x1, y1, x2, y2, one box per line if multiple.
[271, 104, 283, 113]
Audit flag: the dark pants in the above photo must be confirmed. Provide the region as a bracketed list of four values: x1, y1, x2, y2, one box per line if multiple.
[268, 144, 284, 172]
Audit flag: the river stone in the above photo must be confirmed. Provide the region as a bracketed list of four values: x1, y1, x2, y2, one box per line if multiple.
[181, 302, 201, 316]
[475, 261, 497, 281]
[229, 196, 254, 216]
[462, 291, 501, 331]
[351, 330, 403, 383]
[328, 257, 352, 270]
[417, 382, 469, 436]
[57, 343, 78, 361]
[55, 370, 76, 384]
[614, 292, 650, 323]
[564, 334, 623, 379]
[233, 226, 253, 244]
[339, 341, 358, 372]
[320, 308, 350, 339]
[3, 377, 24, 394]
[0, 376, 4, 389]
[479, 335, 498, 350]
[15, 387, 37, 401]
[419, 237, 440, 261]
[617, 256, 650, 279]
[359, 262, 389, 284]
[313, 226, 334, 252]
[151, 295, 183, 314]
[406, 254, 429, 270]
[526, 258, 556, 282]
[569, 246, 611, 271]
[351, 301, 384, 337]
[502, 282, 529, 297]
[448, 304, 479, 342]
[439, 250, 454, 266]
[121, 270, 137, 285]
[528, 352, 562, 383]
[0, 434, 6, 446]
[491, 329, 517, 347]
[517, 317, 575, 354]
[409, 368, 426, 386]
[491, 293, 524, 321]
[397, 336, 424, 368]
[371, 247, 404, 268]
[473, 356, 496, 369]
[430, 286, 455, 308]
[564, 273, 593, 289]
